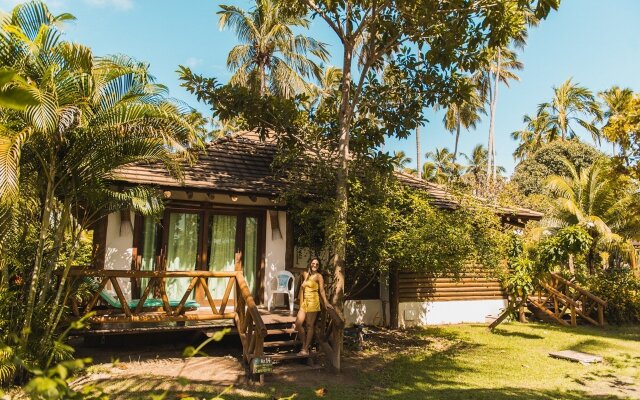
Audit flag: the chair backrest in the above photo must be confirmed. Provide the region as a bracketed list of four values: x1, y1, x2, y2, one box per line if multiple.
[275, 270, 294, 291]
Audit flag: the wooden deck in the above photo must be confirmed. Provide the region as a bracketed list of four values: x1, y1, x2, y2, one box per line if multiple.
[77, 307, 296, 336]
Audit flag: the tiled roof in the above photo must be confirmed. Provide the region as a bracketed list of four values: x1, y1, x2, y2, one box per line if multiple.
[112, 131, 284, 197]
[112, 131, 542, 220]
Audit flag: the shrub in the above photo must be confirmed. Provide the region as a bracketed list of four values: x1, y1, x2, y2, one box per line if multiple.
[585, 269, 640, 324]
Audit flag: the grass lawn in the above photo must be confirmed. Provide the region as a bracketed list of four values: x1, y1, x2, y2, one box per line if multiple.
[86, 323, 640, 399]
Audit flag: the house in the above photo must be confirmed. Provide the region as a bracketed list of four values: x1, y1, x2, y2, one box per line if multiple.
[88, 130, 541, 331]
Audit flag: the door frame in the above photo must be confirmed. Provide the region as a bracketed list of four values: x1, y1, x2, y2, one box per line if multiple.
[135, 204, 267, 304]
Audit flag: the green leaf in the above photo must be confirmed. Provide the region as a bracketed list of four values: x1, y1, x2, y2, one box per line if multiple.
[24, 376, 61, 399]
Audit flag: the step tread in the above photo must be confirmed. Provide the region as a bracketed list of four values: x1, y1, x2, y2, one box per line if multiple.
[267, 328, 297, 335]
[266, 351, 322, 361]
[264, 340, 301, 348]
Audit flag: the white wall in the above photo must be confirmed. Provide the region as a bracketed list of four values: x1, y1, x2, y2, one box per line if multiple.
[398, 299, 507, 327]
[264, 210, 287, 305]
[104, 211, 135, 299]
[344, 299, 386, 326]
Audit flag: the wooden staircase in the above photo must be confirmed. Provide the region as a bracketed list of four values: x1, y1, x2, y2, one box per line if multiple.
[236, 305, 345, 381]
[523, 273, 607, 327]
[490, 272, 607, 331]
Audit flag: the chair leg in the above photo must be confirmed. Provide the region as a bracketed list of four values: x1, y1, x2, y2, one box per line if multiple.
[289, 293, 294, 314]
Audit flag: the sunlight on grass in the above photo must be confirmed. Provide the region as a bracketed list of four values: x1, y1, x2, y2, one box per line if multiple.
[93, 323, 640, 400]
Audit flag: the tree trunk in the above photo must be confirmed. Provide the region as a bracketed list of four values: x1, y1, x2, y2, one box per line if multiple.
[389, 265, 400, 329]
[568, 254, 575, 276]
[453, 113, 461, 162]
[491, 49, 501, 183]
[259, 61, 266, 97]
[23, 155, 56, 341]
[416, 49, 423, 177]
[332, 44, 353, 310]
[416, 125, 421, 177]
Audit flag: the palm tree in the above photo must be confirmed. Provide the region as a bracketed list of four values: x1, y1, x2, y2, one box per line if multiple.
[476, 47, 523, 185]
[0, 1, 202, 349]
[511, 110, 558, 160]
[538, 78, 603, 143]
[218, 0, 329, 97]
[599, 86, 634, 155]
[392, 150, 413, 170]
[461, 144, 505, 194]
[423, 148, 460, 184]
[545, 158, 637, 273]
[443, 91, 485, 161]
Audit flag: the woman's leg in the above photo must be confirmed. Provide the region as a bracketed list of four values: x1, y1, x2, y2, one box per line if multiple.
[295, 308, 307, 352]
[302, 311, 318, 353]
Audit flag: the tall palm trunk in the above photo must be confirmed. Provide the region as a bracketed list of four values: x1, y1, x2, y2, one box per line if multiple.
[416, 125, 422, 177]
[416, 49, 423, 177]
[23, 152, 56, 341]
[259, 60, 266, 96]
[453, 113, 461, 162]
[487, 49, 501, 186]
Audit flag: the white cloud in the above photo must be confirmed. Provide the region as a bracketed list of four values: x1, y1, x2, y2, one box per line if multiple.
[185, 57, 203, 68]
[84, 0, 133, 11]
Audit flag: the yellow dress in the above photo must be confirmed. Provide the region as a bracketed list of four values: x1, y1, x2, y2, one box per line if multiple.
[301, 278, 321, 312]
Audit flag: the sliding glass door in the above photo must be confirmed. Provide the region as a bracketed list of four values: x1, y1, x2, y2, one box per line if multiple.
[137, 208, 263, 304]
[165, 212, 200, 300]
[207, 215, 237, 300]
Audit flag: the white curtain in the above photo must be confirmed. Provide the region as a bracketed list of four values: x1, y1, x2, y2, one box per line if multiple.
[208, 215, 237, 300]
[166, 213, 199, 300]
[244, 217, 257, 296]
[139, 217, 157, 294]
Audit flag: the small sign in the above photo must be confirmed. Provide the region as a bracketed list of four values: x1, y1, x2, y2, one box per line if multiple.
[251, 356, 273, 374]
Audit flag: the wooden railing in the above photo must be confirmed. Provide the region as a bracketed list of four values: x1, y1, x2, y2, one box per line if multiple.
[315, 306, 346, 371]
[64, 263, 268, 364]
[527, 272, 607, 327]
[234, 271, 267, 364]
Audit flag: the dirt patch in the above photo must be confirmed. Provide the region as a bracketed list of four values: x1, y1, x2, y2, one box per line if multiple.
[70, 327, 459, 398]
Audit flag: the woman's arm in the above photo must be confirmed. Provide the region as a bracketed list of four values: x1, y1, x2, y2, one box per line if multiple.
[299, 271, 307, 304]
[318, 274, 333, 309]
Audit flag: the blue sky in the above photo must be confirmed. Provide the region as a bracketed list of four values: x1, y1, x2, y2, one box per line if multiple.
[2, 0, 639, 173]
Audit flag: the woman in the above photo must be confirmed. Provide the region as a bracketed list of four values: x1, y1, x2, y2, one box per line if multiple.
[295, 258, 333, 356]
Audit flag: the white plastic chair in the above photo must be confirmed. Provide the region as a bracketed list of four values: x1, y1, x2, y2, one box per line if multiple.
[267, 270, 294, 314]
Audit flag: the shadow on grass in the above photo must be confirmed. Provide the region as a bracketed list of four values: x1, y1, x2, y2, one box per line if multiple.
[568, 338, 611, 354]
[490, 329, 544, 340]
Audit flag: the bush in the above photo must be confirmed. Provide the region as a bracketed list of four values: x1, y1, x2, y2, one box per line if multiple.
[585, 269, 640, 325]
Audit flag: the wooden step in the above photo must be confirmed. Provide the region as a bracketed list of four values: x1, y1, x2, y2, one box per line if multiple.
[264, 340, 301, 348]
[267, 351, 321, 362]
[272, 364, 325, 374]
[267, 328, 297, 335]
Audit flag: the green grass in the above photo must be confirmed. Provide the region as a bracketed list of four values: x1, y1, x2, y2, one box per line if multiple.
[92, 323, 640, 400]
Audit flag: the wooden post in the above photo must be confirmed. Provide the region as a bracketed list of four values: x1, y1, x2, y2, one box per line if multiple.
[570, 304, 577, 326]
[597, 304, 604, 327]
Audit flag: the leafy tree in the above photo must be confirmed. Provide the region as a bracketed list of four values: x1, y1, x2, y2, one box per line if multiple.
[538, 78, 603, 143]
[218, 0, 329, 97]
[0, 1, 201, 374]
[180, 0, 558, 369]
[511, 140, 602, 197]
[279, 0, 557, 313]
[602, 93, 640, 179]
